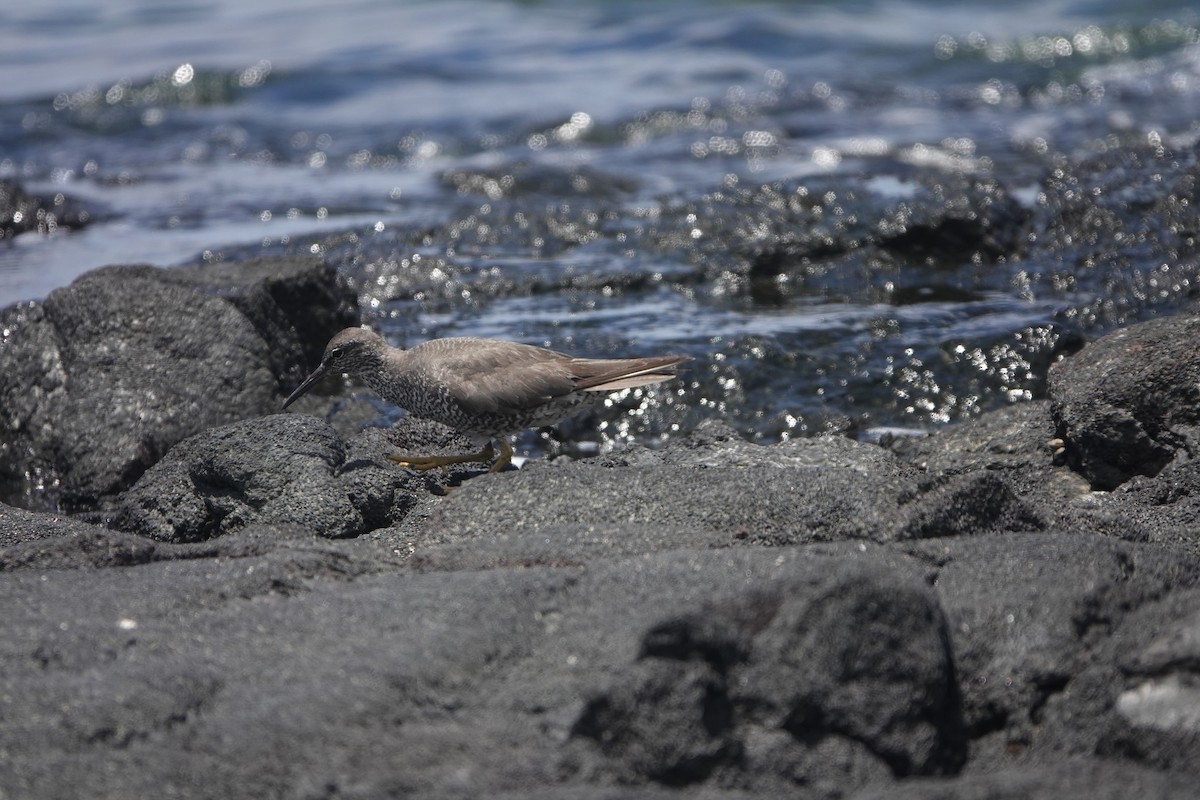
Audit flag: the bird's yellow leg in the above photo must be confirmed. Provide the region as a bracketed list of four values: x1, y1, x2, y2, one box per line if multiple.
[388, 442, 496, 473]
[488, 439, 514, 474]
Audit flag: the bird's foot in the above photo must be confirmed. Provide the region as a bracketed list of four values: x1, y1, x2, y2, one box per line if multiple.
[388, 440, 515, 475]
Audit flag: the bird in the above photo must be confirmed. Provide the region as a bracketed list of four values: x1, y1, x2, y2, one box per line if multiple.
[282, 327, 691, 473]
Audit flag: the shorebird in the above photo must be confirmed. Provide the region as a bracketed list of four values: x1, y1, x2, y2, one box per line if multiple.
[282, 327, 690, 473]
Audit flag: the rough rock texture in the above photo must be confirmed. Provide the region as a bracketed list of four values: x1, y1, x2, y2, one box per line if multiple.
[110, 414, 424, 542]
[850, 759, 1199, 800]
[0, 257, 356, 509]
[3, 272, 1200, 798]
[1048, 314, 1200, 490]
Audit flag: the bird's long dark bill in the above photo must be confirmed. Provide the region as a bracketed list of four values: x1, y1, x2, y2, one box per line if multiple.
[282, 364, 329, 409]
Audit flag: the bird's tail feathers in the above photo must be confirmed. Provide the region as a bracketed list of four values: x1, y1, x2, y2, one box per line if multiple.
[573, 356, 692, 393]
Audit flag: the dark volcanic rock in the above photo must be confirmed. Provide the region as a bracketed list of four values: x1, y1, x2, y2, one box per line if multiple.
[571, 657, 741, 785]
[166, 257, 359, 391]
[1094, 586, 1200, 774]
[654, 173, 1030, 303]
[0, 509, 395, 575]
[887, 400, 1078, 503]
[0, 178, 93, 239]
[426, 456, 915, 547]
[0, 258, 355, 510]
[0, 528, 580, 799]
[111, 414, 421, 542]
[897, 471, 1045, 540]
[4, 312, 1200, 798]
[440, 161, 639, 201]
[0, 515, 160, 570]
[733, 566, 966, 777]
[904, 532, 1200, 770]
[400, 424, 1042, 561]
[569, 559, 966, 787]
[850, 758, 1199, 800]
[1049, 313, 1200, 490]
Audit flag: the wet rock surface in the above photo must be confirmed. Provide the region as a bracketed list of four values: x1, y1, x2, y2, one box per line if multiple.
[3, 263, 1200, 798]
[0, 178, 93, 240]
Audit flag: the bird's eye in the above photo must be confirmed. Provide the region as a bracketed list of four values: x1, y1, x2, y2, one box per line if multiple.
[329, 347, 343, 360]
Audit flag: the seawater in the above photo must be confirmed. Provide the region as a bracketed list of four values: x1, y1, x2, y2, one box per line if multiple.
[2, 0, 1198, 447]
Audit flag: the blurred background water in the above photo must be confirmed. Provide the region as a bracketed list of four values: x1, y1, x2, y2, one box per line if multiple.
[2, 0, 1199, 455]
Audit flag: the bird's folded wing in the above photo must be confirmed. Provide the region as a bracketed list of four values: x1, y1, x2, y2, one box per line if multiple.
[450, 360, 579, 414]
[428, 338, 690, 415]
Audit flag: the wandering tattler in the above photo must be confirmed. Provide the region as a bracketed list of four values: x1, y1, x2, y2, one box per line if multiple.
[282, 327, 691, 473]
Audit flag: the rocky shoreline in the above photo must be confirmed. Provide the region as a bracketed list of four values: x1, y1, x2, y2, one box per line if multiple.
[2, 258, 1199, 798]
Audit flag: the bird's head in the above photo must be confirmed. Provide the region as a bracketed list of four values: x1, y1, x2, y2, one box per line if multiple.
[282, 327, 388, 409]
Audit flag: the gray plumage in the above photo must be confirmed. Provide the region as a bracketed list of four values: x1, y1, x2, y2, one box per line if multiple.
[283, 327, 690, 472]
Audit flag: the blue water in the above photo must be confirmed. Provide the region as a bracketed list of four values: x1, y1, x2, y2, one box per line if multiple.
[2, 0, 1199, 446]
